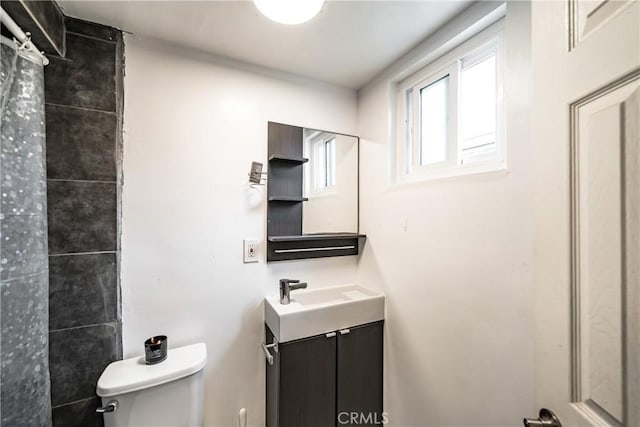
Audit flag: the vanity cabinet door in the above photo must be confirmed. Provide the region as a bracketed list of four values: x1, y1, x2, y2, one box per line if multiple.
[277, 332, 337, 427]
[336, 321, 384, 426]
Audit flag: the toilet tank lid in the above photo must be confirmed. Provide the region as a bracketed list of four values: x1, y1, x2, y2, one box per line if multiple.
[97, 342, 207, 397]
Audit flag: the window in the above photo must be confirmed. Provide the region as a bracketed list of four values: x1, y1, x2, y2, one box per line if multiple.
[397, 21, 504, 180]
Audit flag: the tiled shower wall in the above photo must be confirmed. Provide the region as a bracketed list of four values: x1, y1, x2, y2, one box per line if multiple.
[45, 18, 123, 426]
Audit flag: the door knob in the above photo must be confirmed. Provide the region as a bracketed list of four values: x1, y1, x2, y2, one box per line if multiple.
[523, 408, 562, 427]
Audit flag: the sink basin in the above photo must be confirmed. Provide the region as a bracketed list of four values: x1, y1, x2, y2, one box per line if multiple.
[264, 284, 385, 343]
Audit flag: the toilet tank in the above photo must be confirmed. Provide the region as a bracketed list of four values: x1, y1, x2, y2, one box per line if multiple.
[97, 343, 207, 427]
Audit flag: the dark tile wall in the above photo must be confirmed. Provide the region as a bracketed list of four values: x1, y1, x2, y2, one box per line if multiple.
[45, 33, 117, 111]
[48, 254, 117, 330]
[49, 324, 120, 406]
[51, 396, 104, 427]
[47, 181, 117, 254]
[44, 17, 123, 427]
[0, 0, 66, 56]
[46, 105, 117, 181]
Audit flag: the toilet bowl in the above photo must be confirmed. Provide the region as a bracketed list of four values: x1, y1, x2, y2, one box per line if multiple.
[96, 342, 207, 427]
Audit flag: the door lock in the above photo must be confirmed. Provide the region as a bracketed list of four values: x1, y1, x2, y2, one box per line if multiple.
[523, 408, 562, 427]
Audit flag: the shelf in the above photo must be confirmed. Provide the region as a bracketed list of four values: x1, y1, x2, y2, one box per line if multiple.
[267, 234, 366, 262]
[269, 154, 309, 164]
[268, 196, 308, 202]
[268, 233, 364, 242]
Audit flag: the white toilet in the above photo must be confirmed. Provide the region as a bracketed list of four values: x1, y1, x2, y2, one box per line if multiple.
[96, 342, 207, 427]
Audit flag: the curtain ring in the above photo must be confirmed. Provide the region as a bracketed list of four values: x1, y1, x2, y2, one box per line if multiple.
[16, 32, 32, 51]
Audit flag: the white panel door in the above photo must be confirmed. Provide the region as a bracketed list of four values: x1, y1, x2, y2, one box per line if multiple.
[532, 0, 639, 426]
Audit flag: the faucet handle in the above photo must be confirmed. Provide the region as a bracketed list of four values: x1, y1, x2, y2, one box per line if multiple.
[279, 278, 299, 286]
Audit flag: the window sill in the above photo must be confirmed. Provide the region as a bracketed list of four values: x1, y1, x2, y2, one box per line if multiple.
[396, 160, 508, 186]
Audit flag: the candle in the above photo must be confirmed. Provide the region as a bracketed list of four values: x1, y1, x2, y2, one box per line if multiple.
[144, 335, 168, 364]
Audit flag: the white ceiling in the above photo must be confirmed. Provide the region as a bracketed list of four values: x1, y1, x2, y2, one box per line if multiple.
[59, 0, 473, 89]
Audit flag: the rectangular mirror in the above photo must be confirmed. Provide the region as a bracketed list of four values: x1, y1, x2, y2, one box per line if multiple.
[266, 122, 364, 262]
[302, 129, 358, 234]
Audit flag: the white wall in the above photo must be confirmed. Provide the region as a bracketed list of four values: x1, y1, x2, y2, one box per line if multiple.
[123, 2, 536, 425]
[356, 2, 535, 426]
[120, 35, 359, 427]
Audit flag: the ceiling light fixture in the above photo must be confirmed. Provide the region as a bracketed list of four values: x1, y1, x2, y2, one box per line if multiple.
[253, 0, 325, 25]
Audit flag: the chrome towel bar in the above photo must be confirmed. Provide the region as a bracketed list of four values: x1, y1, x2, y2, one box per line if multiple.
[274, 245, 355, 254]
[262, 337, 278, 365]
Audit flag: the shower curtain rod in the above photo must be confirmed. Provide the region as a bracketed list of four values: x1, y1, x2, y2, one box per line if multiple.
[0, 6, 49, 65]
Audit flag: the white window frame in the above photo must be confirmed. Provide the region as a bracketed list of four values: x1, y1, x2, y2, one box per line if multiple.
[396, 19, 505, 182]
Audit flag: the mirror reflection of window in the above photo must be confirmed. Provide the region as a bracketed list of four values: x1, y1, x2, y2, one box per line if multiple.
[324, 137, 336, 188]
[311, 134, 336, 193]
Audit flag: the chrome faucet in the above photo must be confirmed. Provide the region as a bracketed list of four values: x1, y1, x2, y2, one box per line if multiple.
[279, 279, 307, 304]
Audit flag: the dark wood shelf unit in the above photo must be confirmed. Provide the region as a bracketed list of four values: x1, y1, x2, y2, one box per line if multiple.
[268, 154, 309, 164]
[267, 196, 309, 202]
[267, 122, 304, 240]
[267, 234, 366, 262]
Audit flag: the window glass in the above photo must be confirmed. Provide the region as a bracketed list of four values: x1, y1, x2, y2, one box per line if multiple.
[419, 76, 449, 165]
[459, 53, 497, 163]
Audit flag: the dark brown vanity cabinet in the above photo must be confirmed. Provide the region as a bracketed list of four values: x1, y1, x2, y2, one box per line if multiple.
[266, 321, 383, 427]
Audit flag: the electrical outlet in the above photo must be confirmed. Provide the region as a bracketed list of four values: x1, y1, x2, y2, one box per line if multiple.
[243, 239, 259, 263]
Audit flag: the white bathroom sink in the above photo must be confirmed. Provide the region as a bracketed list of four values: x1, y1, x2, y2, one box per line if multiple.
[264, 284, 385, 343]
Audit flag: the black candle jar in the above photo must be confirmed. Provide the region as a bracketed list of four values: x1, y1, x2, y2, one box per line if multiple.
[144, 335, 167, 364]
